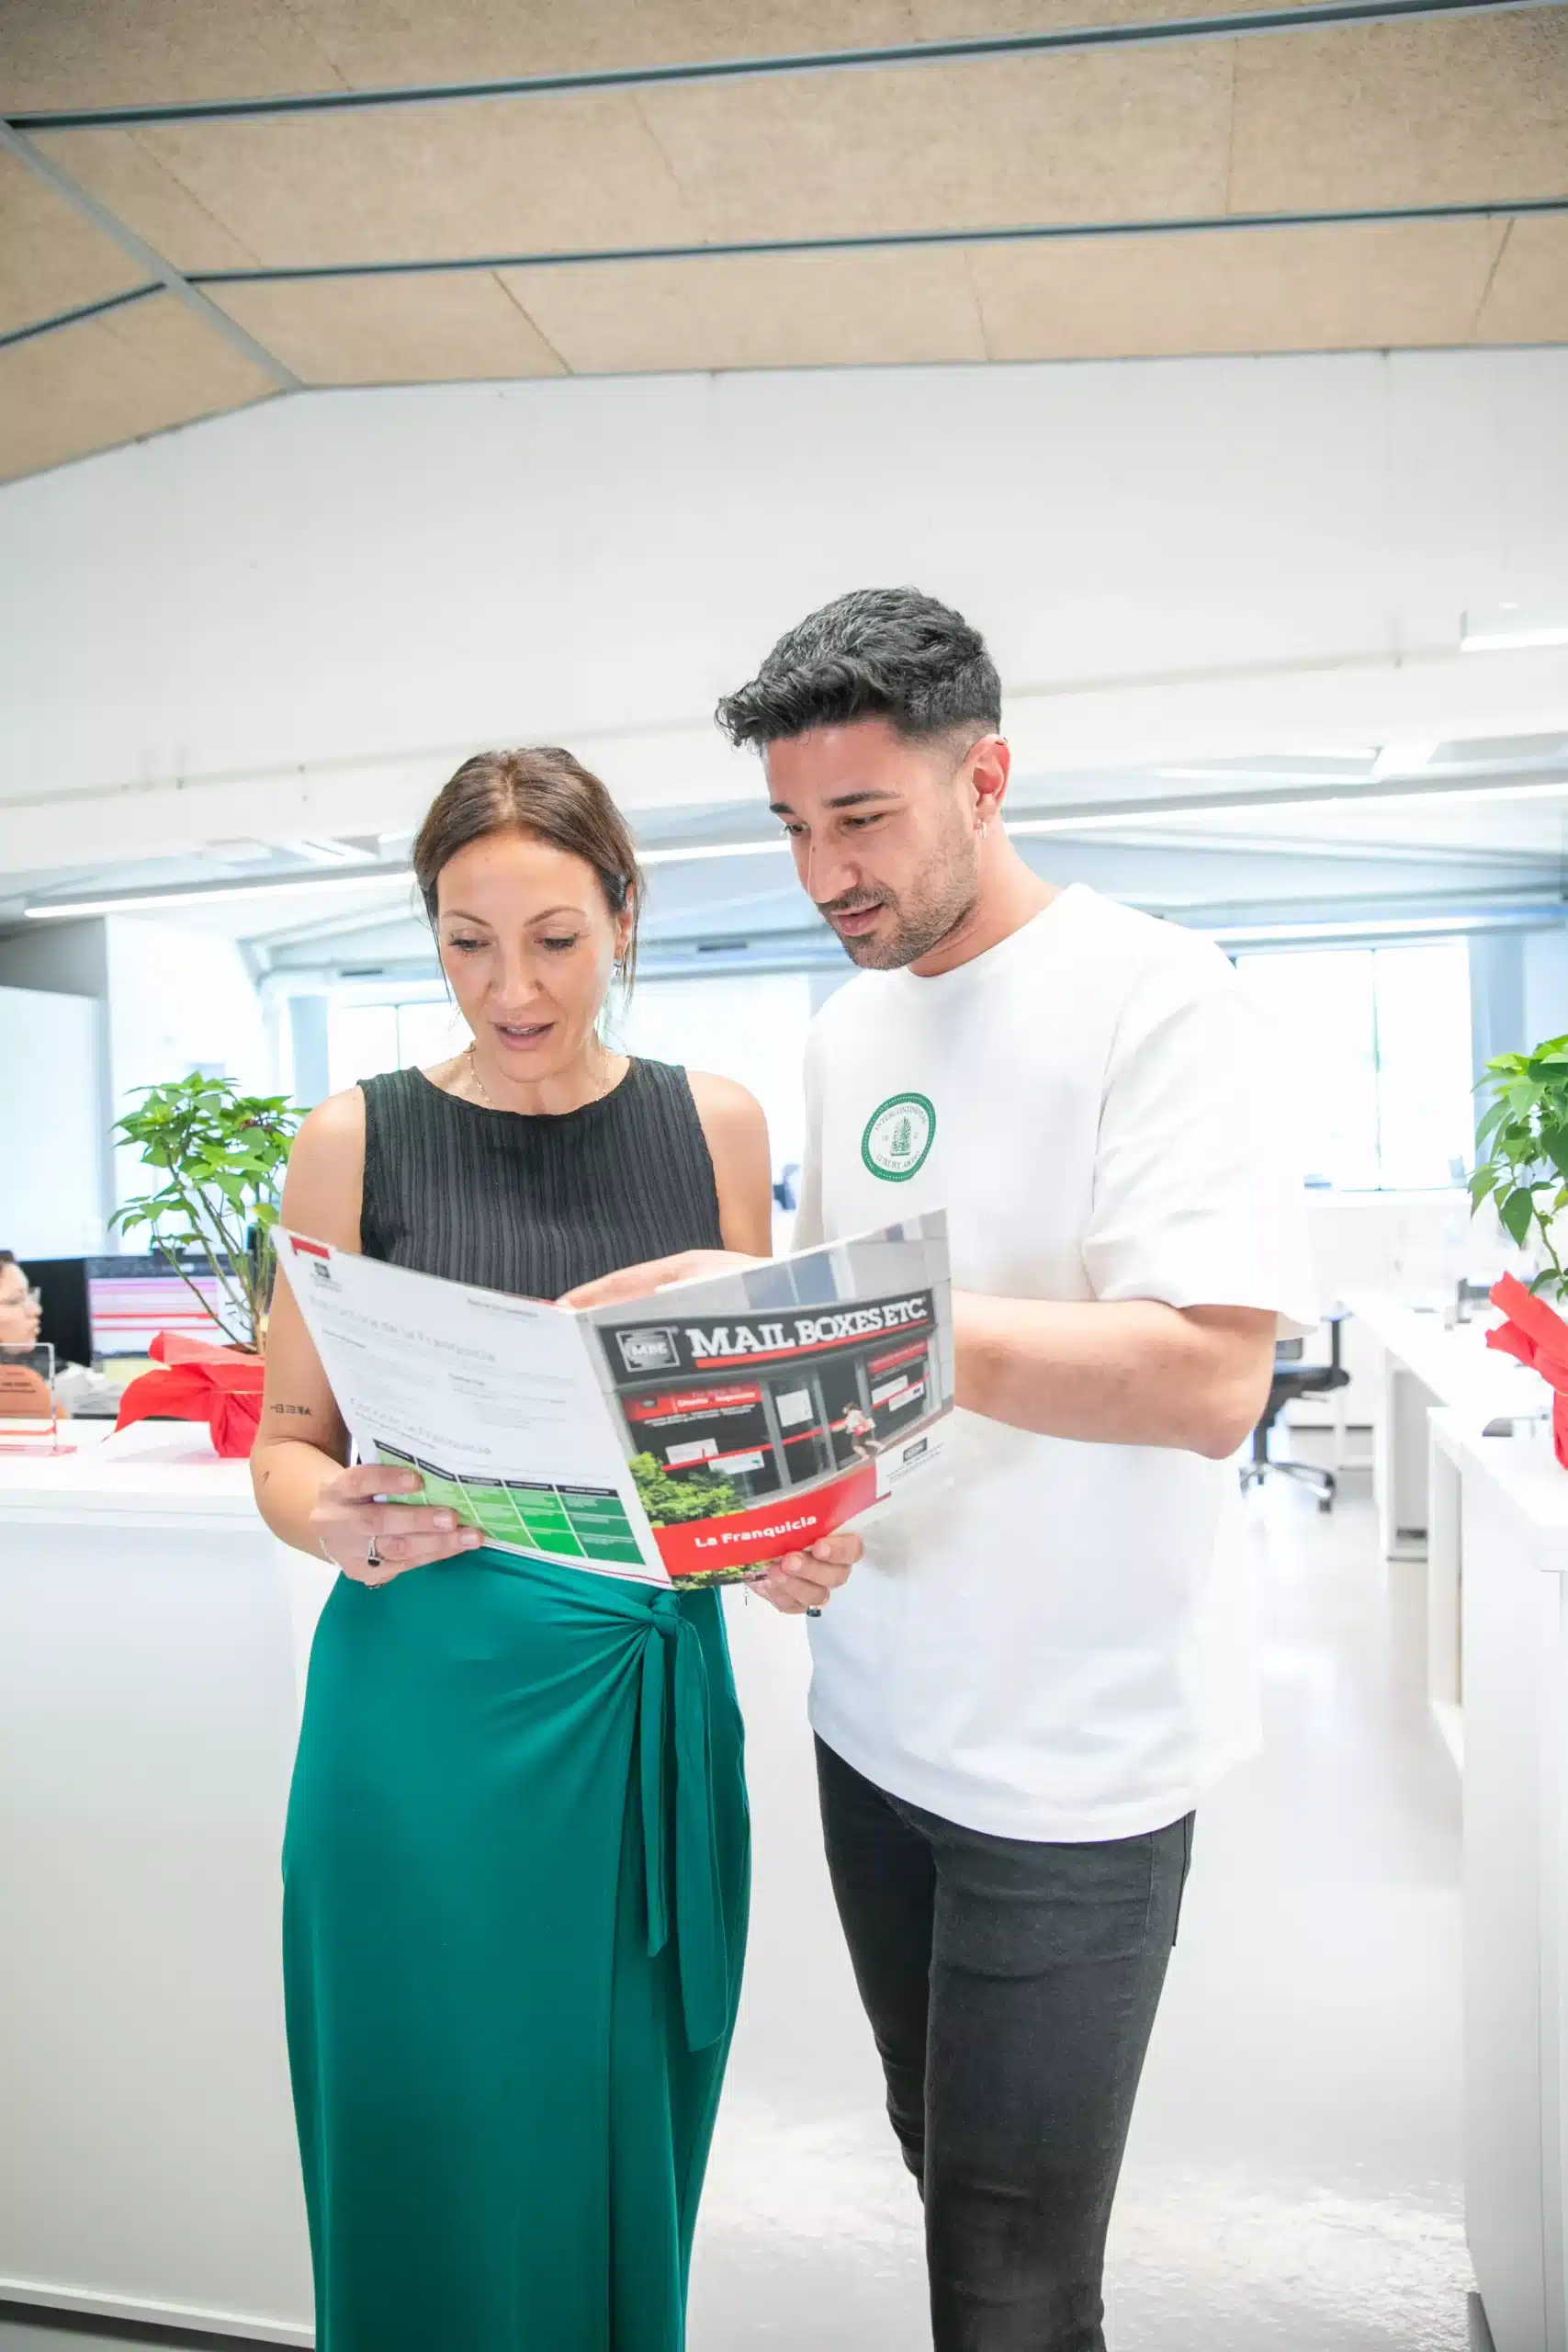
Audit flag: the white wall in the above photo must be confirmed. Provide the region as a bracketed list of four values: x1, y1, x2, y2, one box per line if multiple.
[620, 974, 812, 1182]
[0, 985, 105, 1257]
[101, 919, 271, 1211]
[1525, 929, 1568, 1050]
[3, 350, 1567, 876]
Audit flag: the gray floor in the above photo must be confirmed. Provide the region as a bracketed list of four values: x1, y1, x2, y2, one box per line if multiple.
[692, 1447, 1473, 2352]
[2, 1450, 1477, 2350]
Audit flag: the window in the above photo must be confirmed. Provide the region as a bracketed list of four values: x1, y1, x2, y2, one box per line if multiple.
[326, 998, 467, 1094]
[1234, 939, 1473, 1191]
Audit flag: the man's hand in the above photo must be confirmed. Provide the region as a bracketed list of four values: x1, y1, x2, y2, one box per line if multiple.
[560, 1250, 766, 1310]
[748, 1530, 862, 1615]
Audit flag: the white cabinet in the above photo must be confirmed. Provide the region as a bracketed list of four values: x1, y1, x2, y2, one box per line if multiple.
[0, 1424, 329, 2344]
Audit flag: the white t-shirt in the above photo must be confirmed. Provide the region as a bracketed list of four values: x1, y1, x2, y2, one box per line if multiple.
[795, 884, 1318, 1843]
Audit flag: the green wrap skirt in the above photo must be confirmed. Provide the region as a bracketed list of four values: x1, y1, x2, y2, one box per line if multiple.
[283, 1549, 750, 2352]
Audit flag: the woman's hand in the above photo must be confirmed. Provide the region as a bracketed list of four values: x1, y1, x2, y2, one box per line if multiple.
[748, 1530, 863, 1616]
[308, 1463, 483, 1587]
[559, 1250, 765, 1310]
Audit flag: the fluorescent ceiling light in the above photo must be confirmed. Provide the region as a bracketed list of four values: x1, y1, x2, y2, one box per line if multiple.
[1461, 605, 1568, 653]
[1008, 775, 1568, 834]
[1212, 913, 1529, 944]
[24, 868, 415, 920]
[19, 838, 793, 921]
[639, 839, 791, 867]
[1369, 741, 1438, 780]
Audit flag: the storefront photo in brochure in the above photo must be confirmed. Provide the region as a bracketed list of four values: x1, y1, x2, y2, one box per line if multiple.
[589, 1212, 953, 1581]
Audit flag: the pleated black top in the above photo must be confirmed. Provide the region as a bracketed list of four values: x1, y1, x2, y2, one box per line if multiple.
[358, 1059, 725, 1299]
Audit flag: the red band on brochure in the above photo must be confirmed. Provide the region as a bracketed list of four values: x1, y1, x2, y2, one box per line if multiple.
[653, 1460, 878, 1579]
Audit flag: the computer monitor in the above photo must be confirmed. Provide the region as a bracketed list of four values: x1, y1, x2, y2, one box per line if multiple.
[85, 1254, 243, 1360]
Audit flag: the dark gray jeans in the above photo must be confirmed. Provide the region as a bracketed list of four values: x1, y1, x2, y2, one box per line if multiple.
[816, 1736, 1194, 2352]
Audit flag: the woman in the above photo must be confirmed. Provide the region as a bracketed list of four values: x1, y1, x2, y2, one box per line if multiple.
[253, 748, 855, 2352]
[0, 1251, 117, 1414]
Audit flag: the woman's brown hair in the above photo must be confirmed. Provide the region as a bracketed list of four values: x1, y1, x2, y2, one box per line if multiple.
[412, 748, 643, 990]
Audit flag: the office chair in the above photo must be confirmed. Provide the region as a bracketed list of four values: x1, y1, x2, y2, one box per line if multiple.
[1239, 1309, 1351, 1512]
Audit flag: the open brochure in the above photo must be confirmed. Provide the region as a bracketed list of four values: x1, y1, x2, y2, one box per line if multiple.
[275, 1212, 953, 1587]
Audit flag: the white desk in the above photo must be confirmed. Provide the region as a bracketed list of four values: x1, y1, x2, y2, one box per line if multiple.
[0, 1421, 330, 2345]
[1429, 1412, 1568, 2352]
[1342, 1290, 1540, 1559]
[1343, 1292, 1547, 1775]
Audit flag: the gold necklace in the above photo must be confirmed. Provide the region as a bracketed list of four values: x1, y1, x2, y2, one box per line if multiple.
[466, 1041, 615, 1114]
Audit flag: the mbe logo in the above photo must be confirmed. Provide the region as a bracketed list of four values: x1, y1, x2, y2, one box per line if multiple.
[616, 1327, 680, 1374]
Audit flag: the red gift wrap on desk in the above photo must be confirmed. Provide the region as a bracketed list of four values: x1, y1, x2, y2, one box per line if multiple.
[114, 1330, 265, 1458]
[1487, 1273, 1568, 1470]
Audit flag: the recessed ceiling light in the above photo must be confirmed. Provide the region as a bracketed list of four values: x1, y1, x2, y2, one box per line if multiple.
[1461, 605, 1568, 653]
[1369, 741, 1438, 780]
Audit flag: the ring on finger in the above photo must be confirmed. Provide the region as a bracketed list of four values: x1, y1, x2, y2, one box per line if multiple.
[366, 1534, 382, 1570]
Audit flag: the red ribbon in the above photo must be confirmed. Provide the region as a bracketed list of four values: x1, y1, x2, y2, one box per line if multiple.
[1487, 1273, 1568, 1469]
[114, 1329, 265, 1459]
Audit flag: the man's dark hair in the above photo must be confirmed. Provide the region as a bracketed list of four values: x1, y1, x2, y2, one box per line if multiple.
[716, 587, 1001, 750]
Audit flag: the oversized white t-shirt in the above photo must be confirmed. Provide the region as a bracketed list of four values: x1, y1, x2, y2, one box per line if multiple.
[795, 884, 1318, 1843]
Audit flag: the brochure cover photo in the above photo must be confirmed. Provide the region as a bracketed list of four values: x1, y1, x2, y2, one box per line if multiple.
[276, 1212, 953, 1588]
[587, 1214, 953, 1579]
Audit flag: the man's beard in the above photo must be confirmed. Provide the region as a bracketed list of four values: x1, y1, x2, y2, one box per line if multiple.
[824, 849, 981, 971]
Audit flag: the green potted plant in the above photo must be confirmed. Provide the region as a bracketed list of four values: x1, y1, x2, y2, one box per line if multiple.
[1470, 1034, 1568, 1466]
[1470, 1035, 1568, 1299]
[107, 1073, 299, 1453]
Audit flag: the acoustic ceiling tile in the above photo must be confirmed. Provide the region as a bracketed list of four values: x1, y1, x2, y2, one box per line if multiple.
[0, 146, 147, 335]
[969, 216, 1506, 359]
[905, 0, 1325, 26]
[501, 243, 988, 371]
[209, 269, 568, 383]
[40, 94, 701, 269]
[35, 127, 266, 271]
[637, 45, 1233, 243]
[0, 288, 275, 483]
[931, 46, 1233, 222]
[1229, 13, 1568, 214]
[0, 0, 346, 114]
[1474, 213, 1568, 345]
[288, 0, 919, 90]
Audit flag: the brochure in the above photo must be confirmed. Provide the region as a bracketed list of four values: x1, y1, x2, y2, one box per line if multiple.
[275, 1212, 953, 1587]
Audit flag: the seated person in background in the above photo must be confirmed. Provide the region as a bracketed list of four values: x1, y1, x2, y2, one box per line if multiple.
[0, 1250, 118, 1414]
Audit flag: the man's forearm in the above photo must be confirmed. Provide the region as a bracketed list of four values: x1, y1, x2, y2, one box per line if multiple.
[952, 1292, 1274, 1458]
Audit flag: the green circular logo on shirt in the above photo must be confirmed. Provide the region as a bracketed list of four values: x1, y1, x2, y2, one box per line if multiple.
[861, 1092, 936, 1182]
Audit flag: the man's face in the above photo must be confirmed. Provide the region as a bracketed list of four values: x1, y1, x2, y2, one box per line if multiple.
[766, 718, 989, 970]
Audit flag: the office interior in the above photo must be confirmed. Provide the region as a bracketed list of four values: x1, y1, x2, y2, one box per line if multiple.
[1, 3, 1567, 2347]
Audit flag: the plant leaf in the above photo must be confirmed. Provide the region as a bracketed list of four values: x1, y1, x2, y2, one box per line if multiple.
[1499, 1186, 1537, 1248]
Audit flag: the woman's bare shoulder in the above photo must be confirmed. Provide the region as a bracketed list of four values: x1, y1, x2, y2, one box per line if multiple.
[280, 1087, 366, 1250]
[684, 1068, 768, 1140]
[292, 1086, 367, 1160]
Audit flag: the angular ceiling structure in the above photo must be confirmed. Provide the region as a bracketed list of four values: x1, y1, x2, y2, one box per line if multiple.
[3, 0, 1565, 481]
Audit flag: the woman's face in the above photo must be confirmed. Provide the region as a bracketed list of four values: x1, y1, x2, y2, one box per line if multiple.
[0, 1261, 42, 1349]
[435, 830, 632, 1085]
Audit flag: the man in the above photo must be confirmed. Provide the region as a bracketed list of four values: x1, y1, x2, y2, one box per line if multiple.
[573, 587, 1316, 2351]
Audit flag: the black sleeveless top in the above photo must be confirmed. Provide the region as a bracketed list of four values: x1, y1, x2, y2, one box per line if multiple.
[358, 1059, 725, 1299]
